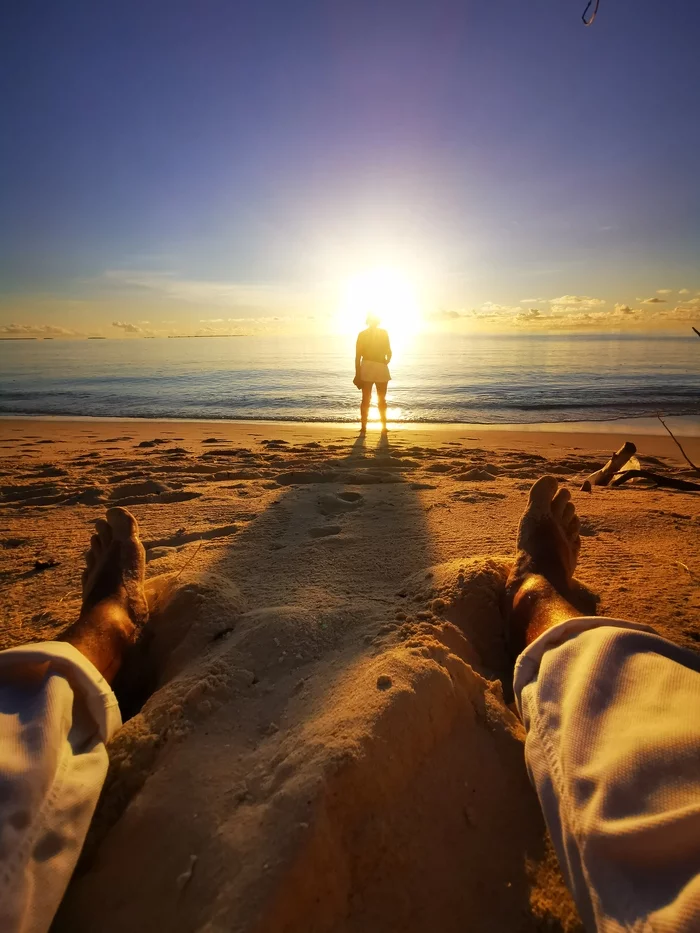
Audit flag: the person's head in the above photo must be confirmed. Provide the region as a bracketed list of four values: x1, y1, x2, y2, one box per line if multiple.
[366, 313, 380, 328]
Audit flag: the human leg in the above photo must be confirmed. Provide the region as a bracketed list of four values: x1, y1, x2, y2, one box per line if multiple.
[60, 506, 148, 681]
[376, 381, 388, 427]
[0, 507, 148, 933]
[508, 477, 700, 932]
[360, 383, 372, 431]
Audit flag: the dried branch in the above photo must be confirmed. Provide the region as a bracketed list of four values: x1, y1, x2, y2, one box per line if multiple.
[610, 469, 700, 492]
[580, 441, 637, 492]
[657, 415, 699, 476]
[693, 326, 700, 339]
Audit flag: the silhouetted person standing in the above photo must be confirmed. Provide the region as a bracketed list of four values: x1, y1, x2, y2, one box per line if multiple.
[353, 314, 392, 431]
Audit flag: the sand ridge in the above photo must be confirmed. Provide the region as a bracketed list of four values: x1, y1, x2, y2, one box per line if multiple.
[1, 419, 699, 932]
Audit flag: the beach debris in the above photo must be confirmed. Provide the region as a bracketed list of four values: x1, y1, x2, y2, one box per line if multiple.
[376, 674, 393, 691]
[657, 415, 700, 476]
[580, 442, 637, 491]
[610, 470, 700, 492]
[33, 558, 59, 572]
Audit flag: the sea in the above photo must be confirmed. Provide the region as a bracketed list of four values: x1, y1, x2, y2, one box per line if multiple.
[1, 333, 698, 431]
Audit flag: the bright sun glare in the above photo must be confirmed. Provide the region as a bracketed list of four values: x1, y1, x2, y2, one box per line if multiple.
[336, 266, 423, 342]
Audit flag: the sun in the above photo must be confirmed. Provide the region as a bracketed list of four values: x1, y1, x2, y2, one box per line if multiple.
[336, 266, 423, 342]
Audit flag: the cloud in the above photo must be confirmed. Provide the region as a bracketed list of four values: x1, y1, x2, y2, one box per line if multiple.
[428, 309, 463, 321]
[519, 297, 546, 304]
[613, 304, 637, 315]
[515, 308, 541, 323]
[199, 318, 224, 323]
[656, 289, 673, 295]
[103, 269, 304, 312]
[112, 320, 144, 334]
[548, 295, 606, 309]
[0, 323, 83, 337]
[658, 305, 700, 323]
[480, 302, 521, 313]
[679, 289, 690, 295]
[639, 297, 666, 304]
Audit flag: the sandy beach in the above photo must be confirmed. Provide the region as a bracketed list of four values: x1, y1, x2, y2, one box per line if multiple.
[2, 416, 699, 933]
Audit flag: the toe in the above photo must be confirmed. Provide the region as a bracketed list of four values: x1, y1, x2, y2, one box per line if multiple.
[551, 487, 572, 520]
[94, 518, 112, 547]
[106, 506, 139, 542]
[568, 515, 581, 540]
[86, 539, 99, 570]
[528, 475, 558, 510]
[562, 501, 576, 526]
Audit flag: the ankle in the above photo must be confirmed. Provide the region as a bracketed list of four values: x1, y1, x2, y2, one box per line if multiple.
[62, 600, 137, 681]
[507, 573, 582, 653]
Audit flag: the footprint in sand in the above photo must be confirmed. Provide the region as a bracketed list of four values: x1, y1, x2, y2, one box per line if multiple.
[317, 490, 364, 516]
[308, 525, 342, 538]
[426, 462, 453, 474]
[276, 470, 338, 485]
[1, 537, 28, 549]
[454, 467, 498, 482]
[144, 523, 238, 550]
[136, 439, 167, 448]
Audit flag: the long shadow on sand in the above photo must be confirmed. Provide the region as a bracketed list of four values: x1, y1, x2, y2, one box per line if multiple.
[56, 429, 580, 933]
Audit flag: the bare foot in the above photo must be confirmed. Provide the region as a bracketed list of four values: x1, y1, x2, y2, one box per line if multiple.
[62, 507, 148, 682]
[505, 476, 583, 654]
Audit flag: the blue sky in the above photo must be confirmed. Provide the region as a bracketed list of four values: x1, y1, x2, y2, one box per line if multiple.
[1, 0, 699, 336]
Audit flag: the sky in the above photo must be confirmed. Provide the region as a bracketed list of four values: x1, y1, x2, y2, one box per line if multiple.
[1, 0, 699, 338]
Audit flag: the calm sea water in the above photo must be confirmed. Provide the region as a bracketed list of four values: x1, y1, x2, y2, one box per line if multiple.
[0, 333, 698, 426]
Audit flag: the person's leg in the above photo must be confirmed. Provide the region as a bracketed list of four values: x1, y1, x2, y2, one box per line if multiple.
[360, 383, 372, 431]
[376, 381, 388, 427]
[59, 506, 148, 680]
[0, 507, 148, 933]
[508, 477, 700, 933]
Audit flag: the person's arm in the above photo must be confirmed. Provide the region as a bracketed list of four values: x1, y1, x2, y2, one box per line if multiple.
[385, 332, 392, 364]
[354, 335, 363, 387]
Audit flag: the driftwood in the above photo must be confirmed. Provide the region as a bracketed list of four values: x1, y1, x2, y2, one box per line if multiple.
[657, 415, 700, 475]
[580, 441, 637, 492]
[610, 469, 700, 492]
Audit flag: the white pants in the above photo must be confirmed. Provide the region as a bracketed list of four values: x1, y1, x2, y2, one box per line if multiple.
[0, 643, 120, 933]
[2, 620, 700, 933]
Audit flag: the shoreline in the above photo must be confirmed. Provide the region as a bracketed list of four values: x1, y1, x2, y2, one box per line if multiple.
[1, 411, 699, 437]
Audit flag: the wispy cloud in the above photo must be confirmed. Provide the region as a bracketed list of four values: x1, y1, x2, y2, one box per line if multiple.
[0, 323, 84, 337]
[548, 295, 606, 309]
[112, 320, 150, 335]
[639, 296, 666, 304]
[102, 269, 307, 313]
[656, 288, 673, 295]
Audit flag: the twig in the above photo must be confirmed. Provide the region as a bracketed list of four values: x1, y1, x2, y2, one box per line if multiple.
[173, 541, 203, 582]
[693, 326, 700, 339]
[657, 415, 700, 475]
[610, 469, 700, 492]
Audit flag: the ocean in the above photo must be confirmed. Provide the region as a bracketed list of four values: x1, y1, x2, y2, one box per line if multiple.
[0, 332, 698, 428]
